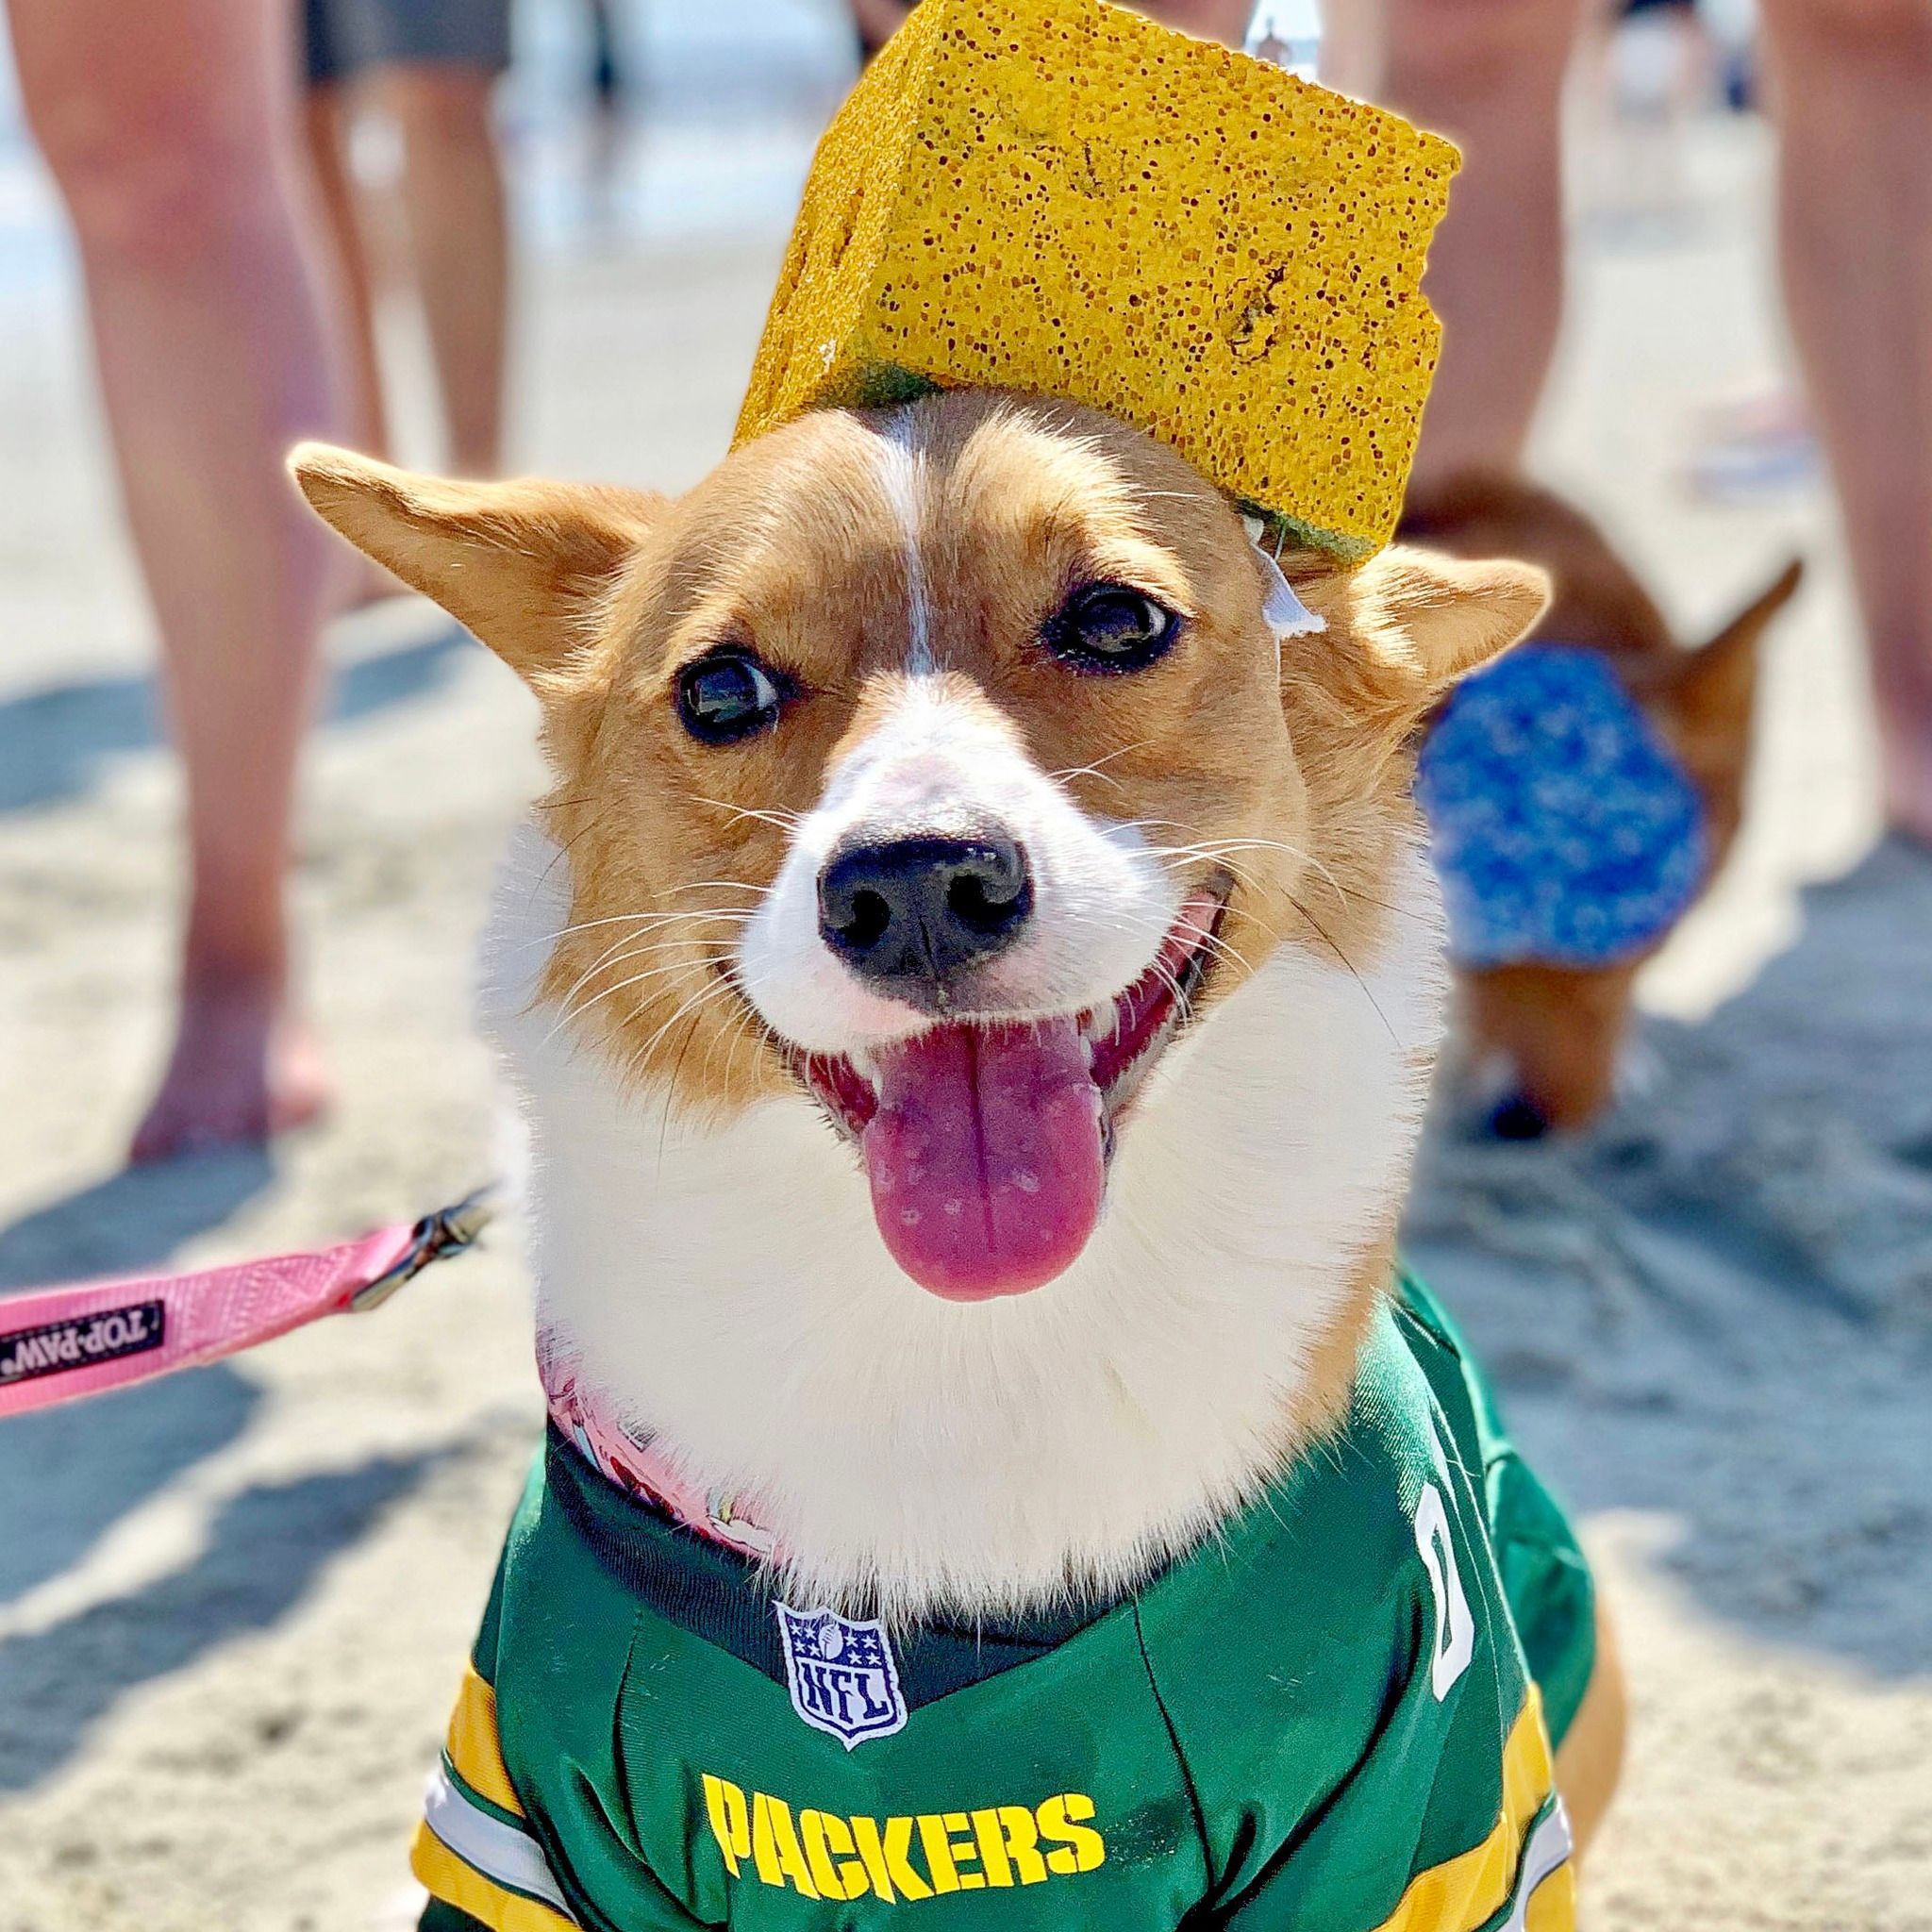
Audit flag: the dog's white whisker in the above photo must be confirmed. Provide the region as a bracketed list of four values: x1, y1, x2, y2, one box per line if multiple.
[1102, 906, 1262, 983]
[1044, 738, 1161, 791]
[550, 923, 752, 1035]
[556, 936, 735, 1011]
[538, 908, 757, 958]
[684, 795, 804, 832]
[612, 978, 736, 1078]
[552, 952, 733, 1035]
[551, 916, 755, 1010]
[509, 908, 723, 955]
[1123, 825, 1429, 935]
[615, 972, 744, 1085]
[704, 985, 780, 1091]
[565, 909, 754, 953]
[656, 878, 772, 899]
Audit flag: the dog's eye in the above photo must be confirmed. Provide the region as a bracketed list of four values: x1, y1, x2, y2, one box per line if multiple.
[676, 649, 789, 745]
[1045, 583, 1180, 674]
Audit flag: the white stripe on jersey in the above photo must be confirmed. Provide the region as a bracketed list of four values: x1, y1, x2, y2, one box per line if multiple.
[1502, 1796, 1574, 1931]
[424, 1760, 578, 1922]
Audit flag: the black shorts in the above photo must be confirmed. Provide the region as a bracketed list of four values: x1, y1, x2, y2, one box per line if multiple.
[305, 0, 511, 88]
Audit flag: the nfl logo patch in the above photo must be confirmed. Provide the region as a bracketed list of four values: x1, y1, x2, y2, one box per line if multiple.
[774, 1603, 908, 1749]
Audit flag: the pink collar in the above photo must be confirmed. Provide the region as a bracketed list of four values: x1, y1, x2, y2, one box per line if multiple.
[538, 1330, 779, 1560]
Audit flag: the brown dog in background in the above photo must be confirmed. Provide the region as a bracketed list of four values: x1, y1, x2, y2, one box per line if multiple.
[1401, 473, 1803, 1135]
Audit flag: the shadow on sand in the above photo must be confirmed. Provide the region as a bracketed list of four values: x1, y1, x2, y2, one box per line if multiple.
[0, 1367, 262, 1613]
[0, 620, 471, 815]
[1406, 838, 1932, 1679]
[0, 1152, 277, 1610]
[0, 1449, 448, 1793]
[0, 1146, 275, 1294]
[0, 1150, 497, 1794]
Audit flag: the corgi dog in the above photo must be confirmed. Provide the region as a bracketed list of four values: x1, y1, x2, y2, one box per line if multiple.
[293, 395, 1624, 1932]
[1401, 472, 1803, 1135]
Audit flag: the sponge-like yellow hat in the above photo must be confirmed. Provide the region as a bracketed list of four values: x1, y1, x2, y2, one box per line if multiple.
[735, 0, 1457, 561]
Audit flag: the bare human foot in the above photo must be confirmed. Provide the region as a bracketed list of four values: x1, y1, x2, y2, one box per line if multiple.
[130, 961, 329, 1163]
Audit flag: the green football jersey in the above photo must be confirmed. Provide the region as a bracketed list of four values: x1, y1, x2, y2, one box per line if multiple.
[413, 1275, 1594, 1932]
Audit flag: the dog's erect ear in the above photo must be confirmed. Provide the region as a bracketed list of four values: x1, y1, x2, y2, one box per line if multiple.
[1293, 544, 1550, 718]
[290, 444, 666, 681]
[1666, 556, 1803, 739]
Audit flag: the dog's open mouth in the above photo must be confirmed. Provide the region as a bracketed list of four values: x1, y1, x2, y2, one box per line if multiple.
[790, 884, 1229, 1302]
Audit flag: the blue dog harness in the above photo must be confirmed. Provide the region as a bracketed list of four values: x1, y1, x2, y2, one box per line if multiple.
[1416, 644, 1707, 970]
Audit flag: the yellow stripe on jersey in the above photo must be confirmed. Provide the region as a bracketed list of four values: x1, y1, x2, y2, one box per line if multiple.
[412, 1824, 575, 1932]
[445, 1664, 524, 1819]
[1524, 1861, 1577, 1932]
[1368, 1689, 1571, 1932]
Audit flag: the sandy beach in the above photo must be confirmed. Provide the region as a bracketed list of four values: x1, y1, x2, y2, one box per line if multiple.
[1, 17, 1926, 1929]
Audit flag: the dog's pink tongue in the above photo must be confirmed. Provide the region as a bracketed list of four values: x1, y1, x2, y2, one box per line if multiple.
[860, 1019, 1104, 1300]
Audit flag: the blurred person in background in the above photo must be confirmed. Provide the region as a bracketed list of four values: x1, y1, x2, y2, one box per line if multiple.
[1581, 0, 1717, 223]
[303, 0, 512, 477]
[8, 0, 343, 1160]
[1342, 0, 1932, 846]
[850, 0, 1257, 58]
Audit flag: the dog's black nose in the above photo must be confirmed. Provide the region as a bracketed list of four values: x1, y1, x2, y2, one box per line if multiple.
[819, 833, 1033, 988]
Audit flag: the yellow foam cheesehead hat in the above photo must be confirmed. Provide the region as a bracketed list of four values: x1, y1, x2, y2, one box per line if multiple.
[735, 0, 1457, 562]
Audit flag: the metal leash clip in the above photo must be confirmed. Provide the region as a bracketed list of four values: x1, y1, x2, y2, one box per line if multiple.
[350, 1186, 499, 1313]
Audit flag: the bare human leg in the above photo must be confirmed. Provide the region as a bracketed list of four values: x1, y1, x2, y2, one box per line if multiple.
[1354, 0, 1588, 484]
[379, 63, 509, 475]
[11, 0, 341, 1159]
[1761, 0, 1932, 845]
[305, 82, 393, 458]
[303, 76, 403, 606]
[1318, 0, 1385, 97]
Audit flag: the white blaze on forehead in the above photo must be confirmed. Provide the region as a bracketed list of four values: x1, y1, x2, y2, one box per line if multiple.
[875, 409, 934, 675]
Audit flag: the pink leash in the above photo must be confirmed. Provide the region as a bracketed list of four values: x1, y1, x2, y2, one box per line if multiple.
[0, 1190, 493, 1419]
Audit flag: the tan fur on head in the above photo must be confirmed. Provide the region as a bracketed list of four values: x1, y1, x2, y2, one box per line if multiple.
[293, 400, 1545, 1126]
[1307, 546, 1550, 697]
